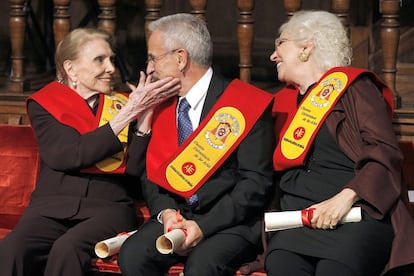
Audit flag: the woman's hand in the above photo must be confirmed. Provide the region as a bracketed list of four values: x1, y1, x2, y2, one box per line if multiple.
[126, 71, 180, 113]
[309, 188, 360, 230]
[110, 71, 180, 135]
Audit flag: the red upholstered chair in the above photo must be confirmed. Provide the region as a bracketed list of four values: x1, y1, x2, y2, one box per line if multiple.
[0, 125, 39, 240]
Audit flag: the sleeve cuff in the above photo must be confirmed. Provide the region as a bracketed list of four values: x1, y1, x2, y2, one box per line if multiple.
[156, 209, 176, 224]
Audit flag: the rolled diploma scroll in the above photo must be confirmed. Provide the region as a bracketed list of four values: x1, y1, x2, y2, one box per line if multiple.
[95, 230, 137, 258]
[156, 228, 186, 254]
[264, 206, 362, 232]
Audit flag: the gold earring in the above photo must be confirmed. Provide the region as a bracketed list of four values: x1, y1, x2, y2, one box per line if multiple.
[299, 51, 309, 62]
[72, 81, 77, 89]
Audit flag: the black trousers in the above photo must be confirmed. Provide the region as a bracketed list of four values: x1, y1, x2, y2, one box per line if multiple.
[0, 201, 137, 276]
[118, 219, 258, 276]
[265, 249, 357, 276]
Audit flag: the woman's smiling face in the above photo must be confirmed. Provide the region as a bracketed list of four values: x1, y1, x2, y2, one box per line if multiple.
[269, 32, 304, 85]
[68, 38, 115, 97]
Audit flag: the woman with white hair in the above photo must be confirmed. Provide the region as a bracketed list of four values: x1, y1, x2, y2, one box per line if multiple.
[266, 10, 414, 276]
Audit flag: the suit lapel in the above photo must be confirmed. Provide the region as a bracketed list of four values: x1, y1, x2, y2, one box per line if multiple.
[200, 73, 231, 122]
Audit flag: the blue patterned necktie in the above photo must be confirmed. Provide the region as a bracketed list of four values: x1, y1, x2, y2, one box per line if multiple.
[177, 98, 198, 205]
[177, 98, 193, 145]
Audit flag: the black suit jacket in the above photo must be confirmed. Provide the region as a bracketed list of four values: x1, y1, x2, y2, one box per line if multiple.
[141, 73, 275, 244]
[26, 97, 149, 219]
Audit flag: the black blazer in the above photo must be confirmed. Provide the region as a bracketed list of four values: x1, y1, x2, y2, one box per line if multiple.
[141, 73, 275, 244]
[26, 97, 149, 219]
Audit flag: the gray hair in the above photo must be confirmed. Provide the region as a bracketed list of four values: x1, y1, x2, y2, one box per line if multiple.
[55, 28, 114, 83]
[280, 10, 352, 71]
[148, 13, 213, 67]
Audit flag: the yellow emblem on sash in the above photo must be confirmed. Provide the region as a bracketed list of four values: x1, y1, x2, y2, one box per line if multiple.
[166, 106, 246, 192]
[95, 92, 129, 172]
[281, 72, 348, 159]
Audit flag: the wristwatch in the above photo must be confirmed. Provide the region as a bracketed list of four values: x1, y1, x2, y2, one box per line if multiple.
[134, 128, 151, 137]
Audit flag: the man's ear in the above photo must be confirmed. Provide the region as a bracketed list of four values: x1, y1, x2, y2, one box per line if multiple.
[177, 49, 188, 72]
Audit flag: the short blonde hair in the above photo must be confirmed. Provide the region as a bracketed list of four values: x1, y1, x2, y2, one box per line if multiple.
[55, 28, 114, 83]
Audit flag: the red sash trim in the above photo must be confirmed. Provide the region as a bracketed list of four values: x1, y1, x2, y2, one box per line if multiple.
[27, 81, 128, 174]
[28, 82, 100, 133]
[273, 67, 393, 171]
[147, 79, 273, 198]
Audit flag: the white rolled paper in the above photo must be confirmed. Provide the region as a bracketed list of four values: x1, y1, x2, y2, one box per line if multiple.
[156, 228, 186, 254]
[264, 206, 362, 232]
[94, 230, 137, 258]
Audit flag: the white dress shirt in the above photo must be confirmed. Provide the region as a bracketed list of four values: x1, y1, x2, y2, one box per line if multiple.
[177, 67, 213, 129]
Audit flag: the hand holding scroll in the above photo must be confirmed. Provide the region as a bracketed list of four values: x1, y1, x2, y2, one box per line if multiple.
[156, 210, 203, 256]
[264, 207, 362, 232]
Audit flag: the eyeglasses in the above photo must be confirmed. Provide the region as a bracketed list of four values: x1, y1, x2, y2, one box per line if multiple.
[274, 37, 304, 48]
[274, 37, 291, 48]
[146, 49, 179, 64]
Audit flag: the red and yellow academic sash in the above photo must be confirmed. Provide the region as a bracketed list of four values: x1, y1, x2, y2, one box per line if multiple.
[28, 81, 129, 174]
[146, 79, 273, 198]
[273, 67, 393, 171]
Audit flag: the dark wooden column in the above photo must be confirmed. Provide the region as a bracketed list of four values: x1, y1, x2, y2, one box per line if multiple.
[237, 0, 254, 83]
[331, 0, 350, 36]
[98, 0, 125, 84]
[97, 0, 117, 35]
[144, 0, 162, 40]
[190, 0, 207, 22]
[283, 0, 301, 18]
[380, 0, 401, 107]
[53, 0, 71, 48]
[8, 0, 27, 93]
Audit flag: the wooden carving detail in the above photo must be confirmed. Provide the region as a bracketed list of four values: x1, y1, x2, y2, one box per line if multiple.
[53, 0, 71, 48]
[237, 0, 254, 83]
[190, 0, 207, 22]
[380, 0, 401, 106]
[331, 0, 350, 36]
[283, 0, 301, 18]
[8, 0, 27, 93]
[97, 0, 117, 35]
[144, 0, 162, 41]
